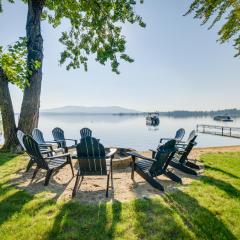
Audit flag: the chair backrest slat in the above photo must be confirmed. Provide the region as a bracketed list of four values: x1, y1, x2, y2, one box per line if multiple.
[52, 127, 66, 148]
[179, 134, 197, 164]
[32, 128, 45, 144]
[187, 130, 196, 143]
[23, 135, 48, 169]
[17, 130, 26, 150]
[175, 128, 185, 141]
[80, 127, 92, 138]
[150, 139, 176, 176]
[76, 136, 106, 175]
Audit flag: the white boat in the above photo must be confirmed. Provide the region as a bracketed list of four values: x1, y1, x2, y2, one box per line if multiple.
[213, 115, 233, 122]
[146, 112, 160, 126]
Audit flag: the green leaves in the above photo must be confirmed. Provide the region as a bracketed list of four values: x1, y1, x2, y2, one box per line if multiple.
[186, 0, 240, 57]
[44, 0, 145, 74]
[0, 0, 15, 13]
[0, 38, 28, 89]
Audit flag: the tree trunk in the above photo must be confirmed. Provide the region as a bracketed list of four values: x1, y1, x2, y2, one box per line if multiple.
[18, 0, 44, 134]
[0, 68, 19, 152]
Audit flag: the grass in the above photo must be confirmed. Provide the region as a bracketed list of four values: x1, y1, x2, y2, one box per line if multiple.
[0, 151, 240, 239]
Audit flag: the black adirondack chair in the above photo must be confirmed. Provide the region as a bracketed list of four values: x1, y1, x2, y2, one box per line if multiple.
[80, 127, 92, 138]
[52, 127, 77, 151]
[128, 139, 182, 191]
[150, 128, 185, 158]
[17, 130, 34, 172]
[23, 135, 74, 186]
[72, 136, 117, 198]
[160, 128, 185, 143]
[169, 131, 200, 175]
[32, 128, 64, 153]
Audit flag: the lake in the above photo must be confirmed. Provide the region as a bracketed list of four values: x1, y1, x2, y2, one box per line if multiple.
[1, 115, 240, 150]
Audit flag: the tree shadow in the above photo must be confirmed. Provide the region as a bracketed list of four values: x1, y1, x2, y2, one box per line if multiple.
[199, 175, 240, 198]
[132, 198, 194, 239]
[204, 165, 240, 179]
[47, 200, 122, 240]
[5, 158, 78, 201]
[163, 190, 237, 240]
[0, 153, 19, 166]
[0, 183, 33, 227]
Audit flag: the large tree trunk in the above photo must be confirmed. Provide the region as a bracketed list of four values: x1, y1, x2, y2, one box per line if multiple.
[0, 68, 19, 152]
[18, 0, 44, 134]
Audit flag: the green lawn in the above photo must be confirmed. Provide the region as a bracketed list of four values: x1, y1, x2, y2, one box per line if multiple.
[0, 151, 240, 240]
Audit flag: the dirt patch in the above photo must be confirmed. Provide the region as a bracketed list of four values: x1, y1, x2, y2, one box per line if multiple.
[10, 145, 240, 203]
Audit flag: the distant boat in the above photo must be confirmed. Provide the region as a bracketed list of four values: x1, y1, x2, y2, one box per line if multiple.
[213, 115, 233, 122]
[146, 112, 160, 126]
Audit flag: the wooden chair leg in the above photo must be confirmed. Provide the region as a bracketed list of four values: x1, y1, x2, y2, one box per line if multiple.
[44, 169, 53, 186]
[186, 160, 200, 169]
[110, 169, 114, 189]
[131, 156, 135, 180]
[68, 157, 74, 177]
[106, 174, 110, 198]
[169, 160, 198, 175]
[72, 171, 83, 198]
[31, 166, 40, 182]
[135, 167, 164, 191]
[26, 160, 34, 172]
[165, 170, 182, 184]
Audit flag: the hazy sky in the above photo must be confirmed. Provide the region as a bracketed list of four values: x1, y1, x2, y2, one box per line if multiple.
[0, 1, 239, 112]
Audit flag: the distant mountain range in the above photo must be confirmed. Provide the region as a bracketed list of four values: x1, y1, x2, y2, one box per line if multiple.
[40, 106, 240, 117]
[41, 106, 140, 114]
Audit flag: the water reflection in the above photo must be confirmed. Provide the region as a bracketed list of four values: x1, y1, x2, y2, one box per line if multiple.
[1, 115, 240, 150]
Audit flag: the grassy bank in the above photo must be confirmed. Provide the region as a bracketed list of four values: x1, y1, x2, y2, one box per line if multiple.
[0, 151, 240, 239]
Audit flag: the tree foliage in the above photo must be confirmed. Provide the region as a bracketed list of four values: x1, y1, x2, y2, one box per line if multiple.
[2, 0, 145, 74]
[43, 0, 145, 74]
[186, 0, 240, 57]
[0, 37, 28, 89]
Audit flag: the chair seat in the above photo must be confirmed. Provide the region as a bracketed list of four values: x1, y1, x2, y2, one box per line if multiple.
[48, 158, 67, 169]
[53, 148, 65, 153]
[135, 159, 152, 174]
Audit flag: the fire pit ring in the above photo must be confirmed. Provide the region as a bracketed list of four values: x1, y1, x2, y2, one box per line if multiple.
[105, 147, 135, 169]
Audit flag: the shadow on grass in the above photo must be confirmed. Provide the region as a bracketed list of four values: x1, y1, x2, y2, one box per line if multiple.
[0, 153, 19, 166]
[205, 165, 240, 179]
[133, 197, 194, 239]
[164, 191, 237, 240]
[200, 175, 240, 198]
[47, 200, 122, 240]
[0, 183, 33, 227]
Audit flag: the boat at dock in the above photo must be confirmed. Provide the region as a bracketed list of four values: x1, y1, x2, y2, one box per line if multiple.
[213, 115, 233, 122]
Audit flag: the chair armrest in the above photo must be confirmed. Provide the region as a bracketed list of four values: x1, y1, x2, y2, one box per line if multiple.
[41, 150, 53, 154]
[149, 148, 157, 153]
[176, 143, 187, 147]
[38, 143, 53, 147]
[45, 153, 70, 160]
[53, 140, 65, 144]
[160, 137, 171, 143]
[177, 140, 185, 144]
[65, 138, 78, 145]
[127, 152, 156, 162]
[45, 141, 59, 144]
[106, 148, 117, 158]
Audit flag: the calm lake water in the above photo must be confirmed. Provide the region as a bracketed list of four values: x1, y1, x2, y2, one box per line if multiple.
[1, 115, 240, 150]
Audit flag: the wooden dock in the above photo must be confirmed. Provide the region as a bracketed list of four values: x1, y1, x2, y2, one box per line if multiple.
[196, 124, 240, 139]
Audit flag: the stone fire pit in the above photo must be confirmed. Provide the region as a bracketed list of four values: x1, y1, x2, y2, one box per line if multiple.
[105, 147, 135, 169]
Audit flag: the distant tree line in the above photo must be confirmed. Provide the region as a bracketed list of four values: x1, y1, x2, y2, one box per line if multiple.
[114, 109, 240, 118]
[157, 109, 240, 118]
